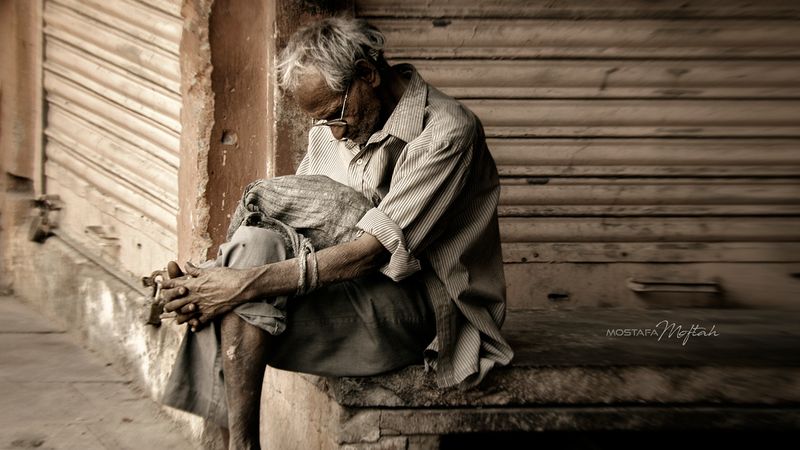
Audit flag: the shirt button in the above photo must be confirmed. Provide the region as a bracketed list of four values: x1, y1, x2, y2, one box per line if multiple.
[356, 158, 363, 165]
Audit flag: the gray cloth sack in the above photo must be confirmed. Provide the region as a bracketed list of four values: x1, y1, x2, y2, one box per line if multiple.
[220, 174, 374, 335]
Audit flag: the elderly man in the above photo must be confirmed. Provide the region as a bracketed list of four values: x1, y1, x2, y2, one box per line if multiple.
[157, 17, 513, 449]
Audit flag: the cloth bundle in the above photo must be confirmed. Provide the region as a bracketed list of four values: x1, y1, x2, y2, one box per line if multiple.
[222, 174, 374, 334]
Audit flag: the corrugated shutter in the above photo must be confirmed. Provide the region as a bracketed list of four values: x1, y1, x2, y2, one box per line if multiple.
[42, 0, 181, 276]
[356, 0, 800, 308]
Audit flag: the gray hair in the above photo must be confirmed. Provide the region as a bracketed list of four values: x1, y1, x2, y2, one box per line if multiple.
[277, 17, 386, 94]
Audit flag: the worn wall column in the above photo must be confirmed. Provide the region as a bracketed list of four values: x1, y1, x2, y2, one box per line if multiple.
[1, 0, 43, 288]
[177, 0, 215, 263]
[178, 0, 352, 261]
[0, 0, 43, 189]
[204, 0, 271, 255]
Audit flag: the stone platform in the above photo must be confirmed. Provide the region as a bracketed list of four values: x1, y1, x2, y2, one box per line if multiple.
[261, 308, 800, 449]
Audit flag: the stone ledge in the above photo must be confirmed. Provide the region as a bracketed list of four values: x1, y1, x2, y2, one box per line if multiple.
[263, 367, 800, 449]
[376, 406, 800, 434]
[317, 308, 800, 408]
[261, 308, 800, 447]
[261, 303, 800, 448]
[320, 365, 800, 409]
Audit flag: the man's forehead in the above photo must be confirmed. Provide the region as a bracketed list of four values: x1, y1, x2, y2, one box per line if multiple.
[294, 72, 339, 112]
[298, 71, 328, 92]
[295, 72, 341, 100]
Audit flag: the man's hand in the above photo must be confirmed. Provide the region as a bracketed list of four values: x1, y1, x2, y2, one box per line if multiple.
[156, 232, 388, 331]
[160, 263, 255, 332]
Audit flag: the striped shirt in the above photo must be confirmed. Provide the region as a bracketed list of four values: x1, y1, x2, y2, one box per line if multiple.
[296, 65, 514, 388]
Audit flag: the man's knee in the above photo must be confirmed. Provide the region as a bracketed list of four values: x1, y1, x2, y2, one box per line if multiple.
[219, 226, 287, 269]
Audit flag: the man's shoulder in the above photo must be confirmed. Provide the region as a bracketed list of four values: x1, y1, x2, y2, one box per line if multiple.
[421, 83, 480, 143]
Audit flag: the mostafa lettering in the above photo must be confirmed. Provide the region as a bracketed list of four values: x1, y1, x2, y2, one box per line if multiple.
[606, 321, 719, 345]
[606, 328, 659, 337]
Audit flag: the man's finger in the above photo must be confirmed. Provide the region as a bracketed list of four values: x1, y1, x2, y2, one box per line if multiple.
[163, 296, 193, 313]
[160, 285, 187, 301]
[185, 261, 202, 277]
[160, 277, 190, 289]
[176, 312, 198, 324]
[167, 261, 184, 279]
[189, 317, 203, 332]
[179, 303, 196, 315]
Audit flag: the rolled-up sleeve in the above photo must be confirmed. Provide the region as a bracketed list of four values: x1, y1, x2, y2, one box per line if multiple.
[356, 207, 421, 280]
[357, 131, 474, 281]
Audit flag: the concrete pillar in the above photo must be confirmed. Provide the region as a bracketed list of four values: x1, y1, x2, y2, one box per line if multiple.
[178, 0, 352, 262]
[1, 0, 43, 289]
[0, 0, 43, 188]
[177, 0, 215, 263]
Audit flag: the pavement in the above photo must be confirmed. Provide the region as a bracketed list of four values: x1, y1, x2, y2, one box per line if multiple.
[0, 295, 196, 450]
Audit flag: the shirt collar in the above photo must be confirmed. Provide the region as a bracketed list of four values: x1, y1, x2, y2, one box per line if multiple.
[379, 64, 427, 144]
[322, 64, 427, 148]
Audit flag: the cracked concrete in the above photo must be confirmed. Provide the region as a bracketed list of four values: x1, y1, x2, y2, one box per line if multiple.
[0, 296, 196, 450]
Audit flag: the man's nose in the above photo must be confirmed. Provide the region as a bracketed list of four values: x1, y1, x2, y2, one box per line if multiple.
[330, 125, 347, 141]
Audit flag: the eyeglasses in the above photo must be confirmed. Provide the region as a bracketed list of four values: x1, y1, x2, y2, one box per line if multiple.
[312, 82, 350, 128]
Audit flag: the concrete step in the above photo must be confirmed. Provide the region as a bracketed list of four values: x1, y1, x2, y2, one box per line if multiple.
[321, 308, 800, 408]
[260, 308, 800, 448]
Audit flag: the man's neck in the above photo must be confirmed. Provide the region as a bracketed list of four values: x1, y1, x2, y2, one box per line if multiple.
[376, 65, 410, 127]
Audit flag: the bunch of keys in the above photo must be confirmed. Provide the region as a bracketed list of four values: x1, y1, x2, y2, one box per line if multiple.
[142, 269, 171, 326]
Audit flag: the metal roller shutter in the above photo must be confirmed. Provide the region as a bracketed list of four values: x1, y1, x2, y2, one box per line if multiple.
[42, 0, 181, 276]
[356, 0, 800, 308]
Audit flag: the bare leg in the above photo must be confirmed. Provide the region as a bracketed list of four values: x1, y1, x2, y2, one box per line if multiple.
[220, 311, 272, 450]
[210, 226, 287, 448]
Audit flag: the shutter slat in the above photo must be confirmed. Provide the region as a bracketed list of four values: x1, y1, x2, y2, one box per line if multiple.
[46, 107, 178, 208]
[467, 99, 800, 138]
[46, 141, 177, 232]
[500, 217, 800, 242]
[501, 242, 800, 263]
[135, 0, 181, 18]
[358, 0, 800, 20]
[45, 40, 180, 132]
[376, 19, 800, 59]
[489, 139, 800, 177]
[45, 73, 180, 164]
[410, 60, 800, 99]
[45, 1, 180, 93]
[42, 0, 181, 275]
[53, 0, 181, 55]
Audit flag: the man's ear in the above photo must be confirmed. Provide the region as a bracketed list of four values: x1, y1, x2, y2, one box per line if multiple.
[355, 59, 380, 88]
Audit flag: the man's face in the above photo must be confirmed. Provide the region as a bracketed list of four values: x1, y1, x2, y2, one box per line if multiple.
[294, 71, 382, 146]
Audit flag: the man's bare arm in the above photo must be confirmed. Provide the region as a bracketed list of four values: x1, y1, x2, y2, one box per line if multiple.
[160, 232, 389, 328]
[244, 231, 389, 298]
